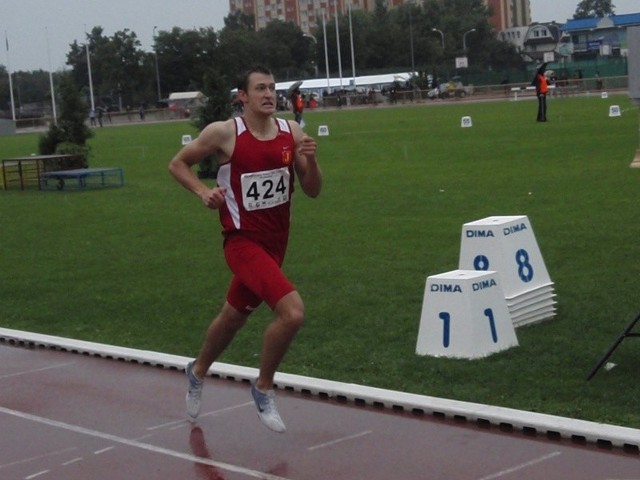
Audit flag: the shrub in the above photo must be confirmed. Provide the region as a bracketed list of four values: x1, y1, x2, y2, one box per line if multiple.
[39, 73, 93, 167]
[193, 70, 233, 179]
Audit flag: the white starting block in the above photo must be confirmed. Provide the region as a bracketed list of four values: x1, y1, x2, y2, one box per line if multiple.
[458, 215, 556, 327]
[416, 270, 518, 359]
[458, 215, 551, 298]
[317, 125, 330, 136]
[181, 134, 193, 145]
[601, 91, 609, 99]
[609, 105, 621, 117]
[460, 116, 473, 128]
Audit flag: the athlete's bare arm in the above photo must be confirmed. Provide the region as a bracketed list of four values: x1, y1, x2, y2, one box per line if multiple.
[169, 120, 235, 209]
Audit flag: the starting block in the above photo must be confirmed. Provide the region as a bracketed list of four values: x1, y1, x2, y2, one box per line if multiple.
[460, 116, 473, 128]
[458, 215, 556, 327]
[181, 134, 193, 145]
[459, 215, 551, 298]
[609, 105, 621, 117]
[317, 125, 330, 136]
[416, 269, 518, 359]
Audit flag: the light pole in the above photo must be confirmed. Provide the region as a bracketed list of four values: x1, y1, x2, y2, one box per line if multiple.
[321, 9, 330, 92]
[334, 0, 343, 91]
[463, 28, 476, 53]
[153, 26, 161, 103]
[45, 27, 57, 125]
[348, 2, 356, 82]
[84, 26, 95, 112]
[409, 6, 415, 74]
[432, 28, 444, 50]
[303, 33, 319, 77]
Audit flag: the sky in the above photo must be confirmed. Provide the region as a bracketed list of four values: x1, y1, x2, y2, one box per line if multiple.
[1, 0, 638, 73]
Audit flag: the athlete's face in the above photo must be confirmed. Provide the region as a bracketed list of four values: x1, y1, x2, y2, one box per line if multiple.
[243, 72, 276, 114]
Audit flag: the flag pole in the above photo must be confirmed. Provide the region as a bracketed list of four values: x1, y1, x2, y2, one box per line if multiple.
[84, 26, 95, 112]
[348, 2, 356, 84]
[45, 27, 57, 125]
[5, 31, 16, 122]
[322, 9, 330, 93]
[334, 0, 343, 91]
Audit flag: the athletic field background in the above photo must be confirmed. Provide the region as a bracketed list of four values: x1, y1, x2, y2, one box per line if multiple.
[1, 94, 639, 429]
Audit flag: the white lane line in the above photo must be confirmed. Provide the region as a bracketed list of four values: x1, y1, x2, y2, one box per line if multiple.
[0, 447, 77, 470]
[25, 470, 49, 479]
[0, 362, 76, 379]
[93, 446, 115, 455]
[61, 458, 83, 466]
[307, 430, 373, 452]
[147, 401, 254, 431]
[0, 406, 291, 480]
[476, 451, 562, 480]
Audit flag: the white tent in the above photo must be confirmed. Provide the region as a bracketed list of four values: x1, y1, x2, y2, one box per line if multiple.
[168, 91, 206, 101]
[230, 72, 417, 95]
[276, 72, 416, 94]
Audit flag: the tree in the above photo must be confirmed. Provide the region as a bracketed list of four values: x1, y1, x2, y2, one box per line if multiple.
[192, 69, 233, 179]
[573, 0, 616, 19]
[224, 11, 255, 31]
[215, 26, 262, 81]
[258, 20, 312, 80]
[98, 29, 150, 108]
[154, 27, 219, 95]
[38, 73, 92, 168]
[67, 27, 151, 110]
[0, 66, 9, 115]
[66, 27, 108, 107]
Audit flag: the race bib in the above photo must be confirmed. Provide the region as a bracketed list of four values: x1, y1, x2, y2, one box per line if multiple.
[240, 167, 290, 211]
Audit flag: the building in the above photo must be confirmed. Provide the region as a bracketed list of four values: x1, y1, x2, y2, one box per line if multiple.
[228, 0, 531, 34]
[521, 22, 563, 62]
[498, 26, 528, 51]
[486, 0, 531, 31]
[228, 0, 369, 33]
[498, 13, 640, 65]
[560, 13, 640, 60]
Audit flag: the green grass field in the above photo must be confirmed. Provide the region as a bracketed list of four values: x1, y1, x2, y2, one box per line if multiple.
[2, 94, 640, 429]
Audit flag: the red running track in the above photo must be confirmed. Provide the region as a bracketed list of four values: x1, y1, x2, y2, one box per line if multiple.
[1, 341, 639, 480]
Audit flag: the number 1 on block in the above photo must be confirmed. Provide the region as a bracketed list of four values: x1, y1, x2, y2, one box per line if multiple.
[438, 308, 499, 348]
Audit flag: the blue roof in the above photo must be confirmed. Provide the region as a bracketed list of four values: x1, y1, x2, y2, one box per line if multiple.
[561, 13, 640, 32]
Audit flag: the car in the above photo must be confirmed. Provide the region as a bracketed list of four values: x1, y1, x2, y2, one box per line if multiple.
[437, 79, 474, 99]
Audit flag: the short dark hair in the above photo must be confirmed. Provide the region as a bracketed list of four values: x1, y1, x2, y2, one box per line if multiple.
[237, 65, 273, 92]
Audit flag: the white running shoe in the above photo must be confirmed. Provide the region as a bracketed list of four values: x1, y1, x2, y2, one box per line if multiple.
[250, 382, 286, 433]
[185, 361, 203, 420]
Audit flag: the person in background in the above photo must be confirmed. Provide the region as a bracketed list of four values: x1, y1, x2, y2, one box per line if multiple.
[290, 88, 304, 125]
[532, 62, 549, 122]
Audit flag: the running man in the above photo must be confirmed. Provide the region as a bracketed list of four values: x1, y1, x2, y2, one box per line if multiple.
[168, 65, 323, 433]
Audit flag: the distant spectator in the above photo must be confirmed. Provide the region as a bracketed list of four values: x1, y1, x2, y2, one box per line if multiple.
[595, 71, 603, 90]
[290, 88, 304, 124]
[531, 62, 549, 122]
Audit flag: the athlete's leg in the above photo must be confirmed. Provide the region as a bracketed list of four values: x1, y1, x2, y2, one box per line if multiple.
[191, 301, 249, 379]
[223, 235, 302, 391]
[255, 290, 304, 391]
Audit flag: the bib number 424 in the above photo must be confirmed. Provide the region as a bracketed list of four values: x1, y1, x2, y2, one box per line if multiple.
[241, 167, 290, 211]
